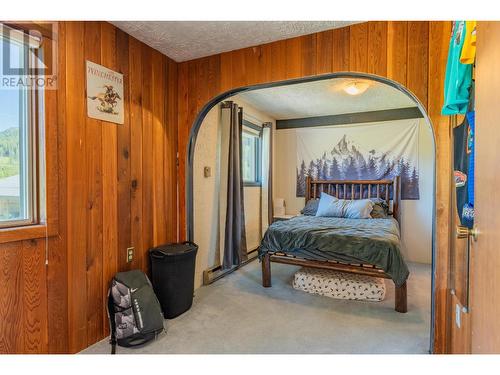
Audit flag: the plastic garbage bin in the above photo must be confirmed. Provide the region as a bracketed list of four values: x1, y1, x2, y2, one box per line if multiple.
[149, 241, 198, 319]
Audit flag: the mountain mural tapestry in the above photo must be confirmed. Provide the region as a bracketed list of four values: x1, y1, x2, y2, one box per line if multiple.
[296, 119, 420, 200]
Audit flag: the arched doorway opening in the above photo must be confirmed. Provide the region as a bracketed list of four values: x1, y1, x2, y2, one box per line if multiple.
[187, 72, 437, 353]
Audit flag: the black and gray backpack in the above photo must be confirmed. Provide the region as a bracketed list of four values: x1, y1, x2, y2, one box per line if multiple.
[107, 270, 164, 353]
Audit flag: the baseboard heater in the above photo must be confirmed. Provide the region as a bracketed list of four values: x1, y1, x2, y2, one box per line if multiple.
[203, 248, 259, 285]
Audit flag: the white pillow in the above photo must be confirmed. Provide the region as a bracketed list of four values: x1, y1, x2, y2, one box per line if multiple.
[315, 192, 342, 217]
[315, 192, 373, 219]
[344, 199, 374, 219]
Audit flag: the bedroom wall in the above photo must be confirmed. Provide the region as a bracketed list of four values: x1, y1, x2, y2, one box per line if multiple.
[273, 118, 433, 264]
[177, 21, 452, 353]
[193, 98, 276, 288]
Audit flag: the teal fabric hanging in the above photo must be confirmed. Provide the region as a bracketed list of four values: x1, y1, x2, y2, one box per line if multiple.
[442, 21, 473, 115]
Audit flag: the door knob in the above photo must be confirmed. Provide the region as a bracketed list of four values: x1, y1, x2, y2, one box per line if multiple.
[456, 225, 478, 241]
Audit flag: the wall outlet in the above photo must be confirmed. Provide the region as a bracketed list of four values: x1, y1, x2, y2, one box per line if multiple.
[127, 247, 134, 263]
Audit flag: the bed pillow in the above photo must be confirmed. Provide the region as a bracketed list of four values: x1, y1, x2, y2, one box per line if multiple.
[343, 199, 374, 219]
[315, 193, 373, 219]
[315, 192, 342, 217]
[300, 199, 319, 216]
[370, 198, 390, 219]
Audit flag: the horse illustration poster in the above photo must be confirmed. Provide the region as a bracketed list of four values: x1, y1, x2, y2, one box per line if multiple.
[296, 119, 420, 200]
[86, 60, 124, 124]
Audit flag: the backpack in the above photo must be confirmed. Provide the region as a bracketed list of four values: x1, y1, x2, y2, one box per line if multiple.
[107, 269, 164, 353]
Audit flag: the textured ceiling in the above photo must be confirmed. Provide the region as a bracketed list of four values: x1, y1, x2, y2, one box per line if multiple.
[236, 78, 418, 119]
[111, 21, 358, 62]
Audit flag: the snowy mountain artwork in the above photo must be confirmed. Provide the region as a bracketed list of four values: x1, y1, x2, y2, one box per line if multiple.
[296, 119, 420, 200]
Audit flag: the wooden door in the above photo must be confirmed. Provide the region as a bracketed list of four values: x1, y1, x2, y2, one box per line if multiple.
[470, 21, 500, 353]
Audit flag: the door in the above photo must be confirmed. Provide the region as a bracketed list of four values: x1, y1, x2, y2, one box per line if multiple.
[470, 21, 500, 353]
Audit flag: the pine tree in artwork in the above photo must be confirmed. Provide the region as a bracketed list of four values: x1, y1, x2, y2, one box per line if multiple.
[299, 160, 306, 179]
[407, 166, 419, 199]
[329, 157, 341, 179]
[386, 160, 396, 179]
[377, 153, 390, 179]
[399, 159, 412, 199]
[366, 156, 378, 179]
[344, 156, 358, 180]
[296, 159, 307, 196]
[307, 160, 316, 180]
[321, 160, 329, 180]
[316, 159, 324, 179]
[357, 156, 367, 179]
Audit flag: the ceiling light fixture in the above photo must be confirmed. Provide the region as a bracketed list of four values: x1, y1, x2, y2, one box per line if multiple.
[343, 81, 370, 96]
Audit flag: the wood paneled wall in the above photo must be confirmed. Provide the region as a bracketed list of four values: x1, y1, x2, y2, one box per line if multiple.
[59, 21, 178, 353]
[0, 21, 178, 354]
[0, 239, 49, 353]
[177, 21, 453, 353]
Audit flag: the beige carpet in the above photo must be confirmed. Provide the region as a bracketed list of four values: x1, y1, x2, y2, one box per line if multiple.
[83, 260, 431, 354]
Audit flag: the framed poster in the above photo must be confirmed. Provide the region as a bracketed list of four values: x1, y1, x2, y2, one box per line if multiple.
[86, 60, 124, 124]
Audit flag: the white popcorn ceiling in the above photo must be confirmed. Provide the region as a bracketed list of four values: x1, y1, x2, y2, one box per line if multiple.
[111, 21, 358, 62]
[235, 78, 418, 119]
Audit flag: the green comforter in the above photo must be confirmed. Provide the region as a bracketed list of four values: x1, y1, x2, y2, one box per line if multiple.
[259, 216, 409, 287]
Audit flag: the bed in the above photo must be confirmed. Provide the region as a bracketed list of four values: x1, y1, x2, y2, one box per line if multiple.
[259, 176, 409, 313]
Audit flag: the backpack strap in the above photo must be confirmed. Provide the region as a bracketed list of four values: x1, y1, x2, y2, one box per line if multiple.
[107, 285, 117, 354]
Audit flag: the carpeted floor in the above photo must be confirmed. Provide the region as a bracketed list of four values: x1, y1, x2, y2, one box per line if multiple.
[83, 261, 431, 354]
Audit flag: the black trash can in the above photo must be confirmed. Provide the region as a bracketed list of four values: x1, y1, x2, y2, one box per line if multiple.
[149, 241, 198, 319]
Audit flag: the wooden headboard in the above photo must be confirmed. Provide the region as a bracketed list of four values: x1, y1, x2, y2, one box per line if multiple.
[305, 176, 401, 223]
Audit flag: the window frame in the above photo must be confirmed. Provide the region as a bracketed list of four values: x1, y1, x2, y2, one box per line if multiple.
[0, 22, 51, 238]
[0, 34, 40, 229]
[242, 120, 262, 187]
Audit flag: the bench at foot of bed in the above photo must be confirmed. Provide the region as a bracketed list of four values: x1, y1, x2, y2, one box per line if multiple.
[261, 253, 408, 313]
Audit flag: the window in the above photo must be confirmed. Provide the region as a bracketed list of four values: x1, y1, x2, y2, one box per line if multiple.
[242, 124, 261, 186]
[0, 32, 38, 228]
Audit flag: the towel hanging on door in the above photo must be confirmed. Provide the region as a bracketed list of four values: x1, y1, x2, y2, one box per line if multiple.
[442, 21, 473, 115]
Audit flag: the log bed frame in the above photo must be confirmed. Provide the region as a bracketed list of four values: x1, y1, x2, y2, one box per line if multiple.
[261, 175, 407, 313]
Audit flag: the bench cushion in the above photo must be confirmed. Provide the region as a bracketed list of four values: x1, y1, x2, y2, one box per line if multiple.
[292, 267, 386, 302]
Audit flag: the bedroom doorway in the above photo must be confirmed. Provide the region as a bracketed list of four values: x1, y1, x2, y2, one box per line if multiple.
[188, 73, 436, 353]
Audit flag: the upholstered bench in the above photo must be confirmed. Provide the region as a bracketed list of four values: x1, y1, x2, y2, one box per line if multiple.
[292, 267, 386, 302]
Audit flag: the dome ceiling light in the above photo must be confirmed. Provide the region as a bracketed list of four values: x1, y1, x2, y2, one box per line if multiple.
[343, 81, 370, 96]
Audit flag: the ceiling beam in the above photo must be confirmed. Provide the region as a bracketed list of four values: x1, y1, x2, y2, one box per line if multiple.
[275, 107, 423, 129]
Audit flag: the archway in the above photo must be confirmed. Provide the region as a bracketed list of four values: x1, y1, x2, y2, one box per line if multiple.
[186, 72, 437, 353]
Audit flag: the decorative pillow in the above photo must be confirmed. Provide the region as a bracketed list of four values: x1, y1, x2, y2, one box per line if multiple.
[315, 192, 342, 217]
[300, 199, 319, 216]
[344, 199, 374, 219]
[315, 193, 374, 219]
[370, 198, 390, 218]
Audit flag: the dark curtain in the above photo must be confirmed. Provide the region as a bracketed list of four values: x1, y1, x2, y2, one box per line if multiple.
[223, 102, 248, 269]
